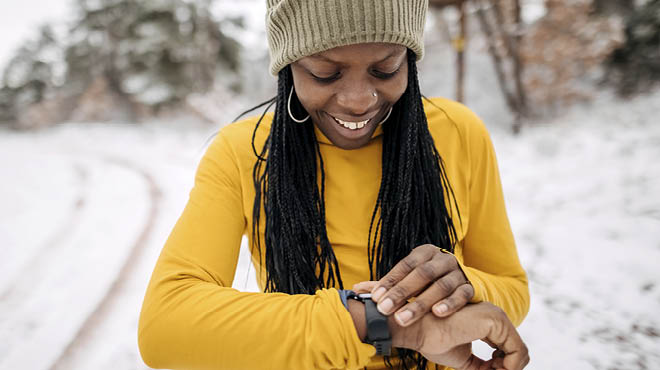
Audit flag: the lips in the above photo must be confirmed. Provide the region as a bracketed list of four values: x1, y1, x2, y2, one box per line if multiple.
[329, 112, 379, 131]
[332, 116, 369, 130]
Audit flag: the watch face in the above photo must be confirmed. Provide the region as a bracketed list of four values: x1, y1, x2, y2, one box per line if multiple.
[358, 293, 373, 300]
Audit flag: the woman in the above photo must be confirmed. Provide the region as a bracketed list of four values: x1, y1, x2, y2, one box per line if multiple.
[138, 1, 530, 369]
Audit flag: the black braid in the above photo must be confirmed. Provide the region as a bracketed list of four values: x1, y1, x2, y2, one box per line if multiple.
[252, 66, 341, 294]
[366, 50, 460, 370]
[251, 49, 460, 369]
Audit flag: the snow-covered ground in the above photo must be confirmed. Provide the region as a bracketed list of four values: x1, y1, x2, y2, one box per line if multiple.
[495, 90, 660, 369]
[2, 87, 659, 369]
[1, 1, 659, 369]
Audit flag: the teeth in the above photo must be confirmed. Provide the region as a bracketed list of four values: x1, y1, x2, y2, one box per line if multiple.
[333, 117, 370, 130]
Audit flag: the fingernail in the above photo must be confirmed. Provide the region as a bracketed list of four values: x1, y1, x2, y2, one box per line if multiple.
[378, 298, 393, 314]
[434, 304, 448, 314]
[372, 287, 386, 301]
[396, 310, 413, 325]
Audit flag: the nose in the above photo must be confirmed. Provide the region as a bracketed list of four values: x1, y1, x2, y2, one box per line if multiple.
[335, 80, 378, 117]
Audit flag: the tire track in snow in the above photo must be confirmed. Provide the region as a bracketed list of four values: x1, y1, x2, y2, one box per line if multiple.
[48, 156, 161, 370]
[0, 163, 88, 303]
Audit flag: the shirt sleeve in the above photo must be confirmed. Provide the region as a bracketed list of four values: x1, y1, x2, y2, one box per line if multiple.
[456, 115, 530, 327]
[137, 128, 375, 370]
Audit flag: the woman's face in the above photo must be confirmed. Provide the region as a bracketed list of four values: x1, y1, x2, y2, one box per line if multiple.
[290, 43, 409, 150]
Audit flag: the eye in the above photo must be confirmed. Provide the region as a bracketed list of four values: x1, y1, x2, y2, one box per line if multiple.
[372, 66, 401, 80]
[311, 72, 340, 84]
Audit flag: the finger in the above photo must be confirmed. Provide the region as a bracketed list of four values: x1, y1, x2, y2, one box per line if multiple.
[480, 359, 497, 370]
[503, 348, 530, 370]
[491, 349, 505, 358]
[490, 356, 505, 369]
[393, 270, 467, 326]
[483, 338, 498, 349]
[490, 350, 505, 369]
[486, 314, 529, 370]
[377, 253, 457, 316]
[352, 281, 378, 294]
[455, 354, 493, 370]
[501, 335, 528, 370]
[370, 244, 439, 301]
[432, 281, 474, 317]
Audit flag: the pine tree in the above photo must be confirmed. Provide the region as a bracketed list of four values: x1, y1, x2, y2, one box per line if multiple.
[66, 0, 241, 107]
[0, 25, 63, 124]
[606, 0, 660, 95]
[1, 0, 243, 126]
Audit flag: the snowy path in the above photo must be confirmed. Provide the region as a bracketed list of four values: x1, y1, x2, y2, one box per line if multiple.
[1, 90, 659, 370]
[1, 151, 150, 369]
[0, 124, 208, 370]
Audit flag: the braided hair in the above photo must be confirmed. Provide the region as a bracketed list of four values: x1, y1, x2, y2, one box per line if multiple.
[250, 49, 459, 369]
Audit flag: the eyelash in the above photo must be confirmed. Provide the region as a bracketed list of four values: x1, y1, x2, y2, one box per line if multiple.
[311, 67, 401, 84]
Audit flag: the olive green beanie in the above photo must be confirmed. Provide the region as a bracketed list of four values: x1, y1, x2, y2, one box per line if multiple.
[266, 0, 428, 75]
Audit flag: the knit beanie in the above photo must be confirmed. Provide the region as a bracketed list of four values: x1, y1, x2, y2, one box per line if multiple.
[266, 0, 428, 75]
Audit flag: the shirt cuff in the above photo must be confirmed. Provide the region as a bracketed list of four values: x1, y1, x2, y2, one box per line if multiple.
[337, 289, 357, 311]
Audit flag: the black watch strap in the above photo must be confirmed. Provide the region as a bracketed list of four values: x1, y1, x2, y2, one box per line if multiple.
[362, 294, 392, 356]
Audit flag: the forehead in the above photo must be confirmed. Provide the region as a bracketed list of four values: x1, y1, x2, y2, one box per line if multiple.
[303, 43, 407, 66]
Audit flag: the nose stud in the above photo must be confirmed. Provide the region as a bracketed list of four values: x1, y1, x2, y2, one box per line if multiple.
[372, 92, 377, 98]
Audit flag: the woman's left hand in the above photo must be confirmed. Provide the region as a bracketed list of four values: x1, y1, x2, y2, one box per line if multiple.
[356, 244, 474, 327]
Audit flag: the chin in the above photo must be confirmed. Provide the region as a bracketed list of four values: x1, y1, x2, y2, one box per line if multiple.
[317, 112, 380, 150]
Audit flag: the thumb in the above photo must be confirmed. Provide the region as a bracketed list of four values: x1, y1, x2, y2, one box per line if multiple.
[352, 281, 378, 294]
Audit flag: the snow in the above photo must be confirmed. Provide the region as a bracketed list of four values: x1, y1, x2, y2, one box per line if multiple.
[2, 86, 659, 369]
[211, 0, 267, 53]
[1, 1, 659, 369]
[0, 0, 73, 77]
[0, 120, 216, 370]
[521, 0, 547, 24]
[136, 83, 175, 105]
[479, 90, 660, 369]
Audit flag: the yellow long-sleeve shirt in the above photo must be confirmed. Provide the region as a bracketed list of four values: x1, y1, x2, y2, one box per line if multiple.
[138, 97, 530, 370]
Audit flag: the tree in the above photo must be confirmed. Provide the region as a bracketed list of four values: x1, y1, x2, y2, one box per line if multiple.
[66, 0, 241, 107]
[519, 0, 625, 116]
[605, 0, 660, 96]
[1, 0, 243, 127]
[0, 25, 63, 125]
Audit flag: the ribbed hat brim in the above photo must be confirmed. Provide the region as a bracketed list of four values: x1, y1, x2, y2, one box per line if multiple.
[266, 0, 427, 75]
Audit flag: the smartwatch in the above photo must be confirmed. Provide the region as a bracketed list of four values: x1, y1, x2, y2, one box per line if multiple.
[346, 291, 392, 356]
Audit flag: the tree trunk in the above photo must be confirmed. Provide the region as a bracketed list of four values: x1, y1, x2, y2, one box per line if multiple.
[456, 2, 467, 103]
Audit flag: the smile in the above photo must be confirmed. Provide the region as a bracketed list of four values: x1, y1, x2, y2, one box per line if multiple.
[331, 116, 370, 130]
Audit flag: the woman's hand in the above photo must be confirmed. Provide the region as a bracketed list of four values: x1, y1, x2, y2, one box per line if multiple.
[395, 302, 529, 370]
[352, 283, 529, 369]
[367, 244, 474, 327]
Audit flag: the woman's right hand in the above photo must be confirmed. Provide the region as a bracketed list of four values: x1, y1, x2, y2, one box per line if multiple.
[393, 302, 529, 370]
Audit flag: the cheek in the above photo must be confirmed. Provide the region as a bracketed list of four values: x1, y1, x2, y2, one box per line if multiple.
[292, 78, 326, 114]
[383, 68, 409, 102]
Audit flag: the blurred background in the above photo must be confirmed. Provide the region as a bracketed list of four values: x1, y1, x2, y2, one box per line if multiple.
[1, 0, 659, 369]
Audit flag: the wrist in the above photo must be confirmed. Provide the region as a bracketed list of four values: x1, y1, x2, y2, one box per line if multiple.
[348, 300, 419, 351]
[347, 299, 367, 341]
[348, 295, 397, 355]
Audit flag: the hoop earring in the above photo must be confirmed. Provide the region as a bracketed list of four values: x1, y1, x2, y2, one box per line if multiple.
[288, 87, 310, 123]
[377, 107, 393, 125]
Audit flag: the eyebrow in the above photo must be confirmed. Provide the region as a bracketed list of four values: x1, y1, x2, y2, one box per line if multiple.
[309, 49, 402, 65]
